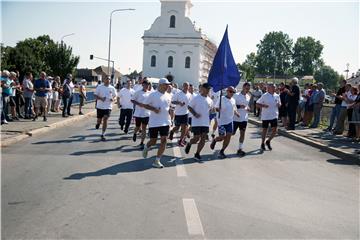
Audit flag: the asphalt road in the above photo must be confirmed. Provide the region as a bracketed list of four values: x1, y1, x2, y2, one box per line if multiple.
[2, 110, 359, 239]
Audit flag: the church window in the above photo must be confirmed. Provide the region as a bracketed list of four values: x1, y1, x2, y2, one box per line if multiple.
[168, 56, 173, 68]
[185, 56, 191, 68]
[151, 55, 156, 67]
[170, 15, 176, 28]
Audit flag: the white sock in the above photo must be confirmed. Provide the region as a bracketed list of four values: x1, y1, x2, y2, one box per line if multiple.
[102, 130, 106, 136]
[156, 156, 161, 162]
[239, 142, 243, 150]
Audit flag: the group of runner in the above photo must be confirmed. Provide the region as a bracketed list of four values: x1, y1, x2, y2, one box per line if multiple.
[94, 76, 281, 168]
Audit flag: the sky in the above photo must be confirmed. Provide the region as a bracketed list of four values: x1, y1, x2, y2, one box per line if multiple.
[1, 0, 359, 77]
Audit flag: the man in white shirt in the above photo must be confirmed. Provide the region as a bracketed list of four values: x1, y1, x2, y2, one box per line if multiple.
[117, 80, 135, 134]
[142, 78, 172, 168]
[169, 82, 192, 146]
[233, 82, 251, 157]
[256, 83, 281, 151]
[133, 76, 143, 92]
[131, 79, 151, 149]
[94, 76, 117, 141]
[210, 86, 239, 159]
[185, 83, 213, 161]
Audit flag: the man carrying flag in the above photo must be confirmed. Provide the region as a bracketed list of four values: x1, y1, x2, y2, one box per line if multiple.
[207, 26, 241, 158]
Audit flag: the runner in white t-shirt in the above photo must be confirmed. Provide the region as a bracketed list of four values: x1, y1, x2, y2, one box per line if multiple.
[209, 89, 220, 139]
[256, 83, 281, 151]
[185, 83, 213, 161]
[210, 86, 240, 159]
[131, 80, 151, 149]
[94, 76, 117, 141]
[142, 78, 172, 168]
[117, 80, 135, 134]
[233, 82, 251, 157]
[169, 82, 192, 146]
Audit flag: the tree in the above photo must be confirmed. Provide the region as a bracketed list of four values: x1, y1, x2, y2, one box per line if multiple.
[46, 42, 80, 78]
[1, 35, 79, 79]
[255, 31, 293, 76]
[238, 52, 257, 82]
[292, 36, 324, 76]
[314, 65, 340, 90]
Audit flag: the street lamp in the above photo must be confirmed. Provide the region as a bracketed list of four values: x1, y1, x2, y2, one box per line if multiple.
[108, 8, 135, 84]
[60, 33, 75, 45]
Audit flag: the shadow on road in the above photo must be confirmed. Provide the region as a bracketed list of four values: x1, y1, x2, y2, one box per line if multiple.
[326, 158, 359, 166]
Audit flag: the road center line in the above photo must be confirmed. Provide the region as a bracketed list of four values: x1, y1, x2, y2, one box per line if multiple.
[172, 138, 187, 177]
[182, 198, 205, 236]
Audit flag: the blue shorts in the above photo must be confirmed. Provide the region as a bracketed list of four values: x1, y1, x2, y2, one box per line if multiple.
[209, 113, 217, 121]
[218, 122, 233, 136]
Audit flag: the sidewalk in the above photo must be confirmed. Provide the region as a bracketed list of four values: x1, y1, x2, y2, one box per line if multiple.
[1, 101, 97, 147]
[248, 115, 359, 162]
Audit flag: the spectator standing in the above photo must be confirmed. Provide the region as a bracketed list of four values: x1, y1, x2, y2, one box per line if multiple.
[51, 76, 61, 112]
[65, 74, 75, 116]
[326, 80, 347, 131]
[14, 72, 25, 119]
[310, 83, 325, 128]
[350, 84, 360, 141]
[346, 87, 358, 138]
[22, 72, 34, 119]
[252, 84, 262, 117]
[279, 83, 289, 128]
[333, 84, 352, 135]
[1, 70, 13, 124]
[62, 78, 72, 118]
[285, 77, 300, 130]
[33, 72, 51, 121]
[46, 76, 53, 114]
[78, 79, 87, 115]
[9, 72, 18, 120]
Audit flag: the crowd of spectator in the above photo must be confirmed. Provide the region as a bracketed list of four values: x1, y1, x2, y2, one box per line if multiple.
[1, 70, 87, 124]
[250, 78, 360, 141]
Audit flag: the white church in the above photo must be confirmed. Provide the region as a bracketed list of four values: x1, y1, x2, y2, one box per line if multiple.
[142, 0, 217, 87]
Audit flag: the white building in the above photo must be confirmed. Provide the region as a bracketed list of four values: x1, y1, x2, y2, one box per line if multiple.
[142, 0, 217, 87]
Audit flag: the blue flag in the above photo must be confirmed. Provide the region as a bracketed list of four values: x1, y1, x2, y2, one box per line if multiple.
[208, 26, 241, 92]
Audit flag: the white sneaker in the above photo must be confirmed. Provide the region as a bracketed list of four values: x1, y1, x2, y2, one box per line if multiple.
[152, 159, 164, 168]
[142, 146, 148, 158]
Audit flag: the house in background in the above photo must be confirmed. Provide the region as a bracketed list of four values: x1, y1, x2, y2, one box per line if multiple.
[75, 66, 122, 86]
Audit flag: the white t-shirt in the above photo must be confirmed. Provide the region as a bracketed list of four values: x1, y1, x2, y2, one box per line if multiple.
[133, 84, 142, 92]
[257, 92, 281, 121]
[172, 90, 192, 116]
[233, 92, 251, 122]
[188, 94, 213, 127]
[188, 93, 197, 118]
[132, 90, 151, 118]
[145, 90, 172, 128]
[95, 84, 117, 110]
[341, 91, 352, 108]
[118, 88, 135, 109]
[215, 96, 236, 126]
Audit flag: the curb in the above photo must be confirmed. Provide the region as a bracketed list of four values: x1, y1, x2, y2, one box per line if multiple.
[248, 118, 359, 162]
[1, 110, 96, 148]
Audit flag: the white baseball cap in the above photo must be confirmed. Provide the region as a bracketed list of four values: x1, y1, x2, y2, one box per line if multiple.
[159, 78, 171, 85]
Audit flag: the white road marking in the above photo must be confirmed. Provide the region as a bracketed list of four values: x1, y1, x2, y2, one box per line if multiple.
[183, 198, 205, 236]
[172, 138, 187, 177]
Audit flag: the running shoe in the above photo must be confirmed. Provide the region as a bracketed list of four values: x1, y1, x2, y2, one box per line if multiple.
[152, 159, 164, 168]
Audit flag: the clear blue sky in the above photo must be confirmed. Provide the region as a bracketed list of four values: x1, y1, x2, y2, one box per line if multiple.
[1, 0, 359, 77]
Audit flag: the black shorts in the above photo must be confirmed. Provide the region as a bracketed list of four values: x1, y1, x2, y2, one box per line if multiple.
[188, 117, 192, 126]
[97, 109, 111, 119]
[149, 126, 170, 139]
[233, 121, 248, 133]
[9, 96, 16, 107]
[135, 117, 149, 127]
[191, 126, 209, 135]
[262, 119, 278, 129]
[174, 114, 188, 126]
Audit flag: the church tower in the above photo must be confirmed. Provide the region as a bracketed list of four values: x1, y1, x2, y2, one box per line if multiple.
[142, 0, 217, 87]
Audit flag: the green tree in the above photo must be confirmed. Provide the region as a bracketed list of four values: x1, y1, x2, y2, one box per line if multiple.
[238, 52, 257, 82]
[292, 36, 324, 76]
[255, 31, 293, 76]
[314, 65, 340, 90]
[46, 42, 80, 78]
[1, 35, 79, 78]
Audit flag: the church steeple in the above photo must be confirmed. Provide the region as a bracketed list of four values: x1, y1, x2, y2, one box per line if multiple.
[160, 0, 193, 18]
